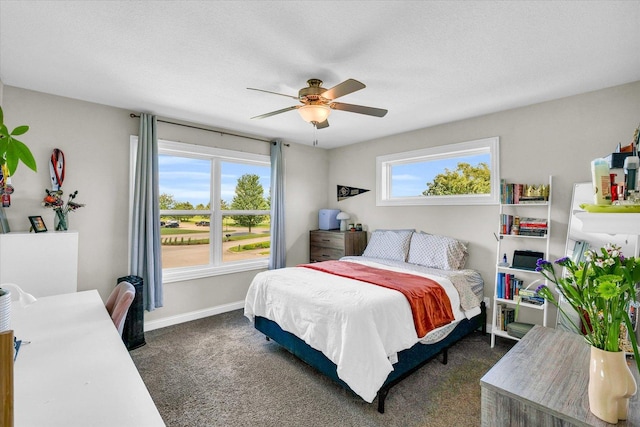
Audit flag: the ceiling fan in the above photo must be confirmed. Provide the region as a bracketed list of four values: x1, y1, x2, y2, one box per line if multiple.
[248, 78, 387, 129]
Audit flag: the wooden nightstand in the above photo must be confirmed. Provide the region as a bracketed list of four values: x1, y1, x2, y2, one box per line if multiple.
[309, 230, 367, 262]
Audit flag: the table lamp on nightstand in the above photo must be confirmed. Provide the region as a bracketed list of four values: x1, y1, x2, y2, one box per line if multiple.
[336, 212, 351, 232]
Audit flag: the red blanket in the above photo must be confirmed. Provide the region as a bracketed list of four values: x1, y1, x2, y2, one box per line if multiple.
[300, 260, 454, 337]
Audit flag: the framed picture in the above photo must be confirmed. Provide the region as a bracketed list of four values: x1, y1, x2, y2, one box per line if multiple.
[28, 216, 47, 233]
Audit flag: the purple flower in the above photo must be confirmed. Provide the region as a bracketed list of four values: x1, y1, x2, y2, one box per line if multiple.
[536, 259, 551, 267]
[554, 257, 570, 265]
[536, 284, 548, 293]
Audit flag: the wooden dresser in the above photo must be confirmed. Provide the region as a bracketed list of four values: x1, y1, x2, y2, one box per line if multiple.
[481, 325, 640, 426]
[309, 230, 367, 262]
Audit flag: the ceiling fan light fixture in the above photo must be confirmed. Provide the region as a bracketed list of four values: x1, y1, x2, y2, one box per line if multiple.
[298, 104, 331, 124]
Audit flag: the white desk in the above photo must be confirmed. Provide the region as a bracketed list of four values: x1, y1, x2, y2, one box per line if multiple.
[11, 290, 165, 426]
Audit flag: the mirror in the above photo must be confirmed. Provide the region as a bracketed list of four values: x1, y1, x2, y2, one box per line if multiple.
[559, 182, 640, 335]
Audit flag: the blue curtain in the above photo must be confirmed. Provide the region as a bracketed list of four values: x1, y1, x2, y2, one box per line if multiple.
[131, 113, 163, 310]
[269, 139, 286, 269]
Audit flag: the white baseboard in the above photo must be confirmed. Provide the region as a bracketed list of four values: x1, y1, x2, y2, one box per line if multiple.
[144, 300, 245, 332]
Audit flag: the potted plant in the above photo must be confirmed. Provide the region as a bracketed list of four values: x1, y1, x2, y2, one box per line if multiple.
[535, 244, 640, 423]
[0, 105, 37, 178]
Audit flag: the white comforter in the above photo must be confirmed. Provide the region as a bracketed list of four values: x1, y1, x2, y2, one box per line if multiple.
[244, 259, 475, 403]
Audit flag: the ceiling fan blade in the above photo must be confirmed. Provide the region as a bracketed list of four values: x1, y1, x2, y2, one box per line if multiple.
[322, 79, 365, 100]
[247, 87, 299, 100]
[330, 102, 388, 117]
[315, 119, 329, 129]
[251, 106, 299, 120]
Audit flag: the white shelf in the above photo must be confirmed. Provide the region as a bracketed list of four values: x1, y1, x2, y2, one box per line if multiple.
[499, 234, 548, 240]
[496, 265, 540, 273]
[575, 211, 640, 234]
[495, 297, 546, 310]
[492, 176, 552, 348]
[502, 202, 549, 207]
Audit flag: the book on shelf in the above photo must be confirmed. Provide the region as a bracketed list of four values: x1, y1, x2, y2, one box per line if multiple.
[500, 180, 550, 204]
[496, 272, 524, 300]
[519, 296, 545, 305]
[496, 304, 516, 331]
[517, 288, 538, 298]
[515, 284, 545, 305]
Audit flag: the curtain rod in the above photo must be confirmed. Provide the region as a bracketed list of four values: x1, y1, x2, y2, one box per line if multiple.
[129, 113, 289, 146]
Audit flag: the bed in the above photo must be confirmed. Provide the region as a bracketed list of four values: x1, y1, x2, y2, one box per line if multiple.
[244, 229, 486, 413]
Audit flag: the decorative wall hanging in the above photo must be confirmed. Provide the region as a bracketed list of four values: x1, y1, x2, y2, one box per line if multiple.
[337, 185, 370, 201]
[49, 148, 65, 191]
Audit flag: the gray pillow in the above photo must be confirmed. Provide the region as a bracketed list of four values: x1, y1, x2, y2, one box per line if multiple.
[362, 229, 413, 262]
[407, 232, 469, 270]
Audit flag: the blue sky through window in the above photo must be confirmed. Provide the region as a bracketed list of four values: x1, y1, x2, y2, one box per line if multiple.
[159, 155, 270, 206]
[391, 153, 490, 197]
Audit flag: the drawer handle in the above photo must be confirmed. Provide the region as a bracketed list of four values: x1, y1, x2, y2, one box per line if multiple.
[322, 239, 330, 242]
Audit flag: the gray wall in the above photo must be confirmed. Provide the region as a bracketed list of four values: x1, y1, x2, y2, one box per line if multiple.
[2, 80, 639, 328]
[1, 86, 329, 327]
[327, 81, 640, 324]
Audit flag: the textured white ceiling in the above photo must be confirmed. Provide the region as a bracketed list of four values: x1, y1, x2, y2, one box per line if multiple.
[1, 1, 639, 149]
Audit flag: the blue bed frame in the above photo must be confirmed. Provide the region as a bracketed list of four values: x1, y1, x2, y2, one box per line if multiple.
[254, 301, 486, 413]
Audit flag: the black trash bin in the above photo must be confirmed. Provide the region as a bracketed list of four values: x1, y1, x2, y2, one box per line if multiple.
[117, 275, 146, 350]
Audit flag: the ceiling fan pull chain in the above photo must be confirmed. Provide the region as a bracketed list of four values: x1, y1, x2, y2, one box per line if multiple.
[313, 123, 318, 146]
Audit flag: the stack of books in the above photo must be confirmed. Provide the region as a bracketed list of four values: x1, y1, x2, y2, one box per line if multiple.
[518, 288, 545, 305]
[518, 217, 548, 236]
[496, 304, 516, 331]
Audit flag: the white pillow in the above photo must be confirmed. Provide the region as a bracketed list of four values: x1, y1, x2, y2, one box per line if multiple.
[407, 232, 468, 270]
[362, 229, 413, 262]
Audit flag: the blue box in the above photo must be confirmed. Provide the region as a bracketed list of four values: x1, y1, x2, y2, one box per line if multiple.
[318, 209, 340, 230]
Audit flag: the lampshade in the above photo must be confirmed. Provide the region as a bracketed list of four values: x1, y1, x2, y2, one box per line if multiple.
[336, 212, 351, 232]
[298, 104, 331, 124]
[336, 212, 350, 220]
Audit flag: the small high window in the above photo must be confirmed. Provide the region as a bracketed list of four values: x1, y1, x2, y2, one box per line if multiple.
[376, 137, 500, 206]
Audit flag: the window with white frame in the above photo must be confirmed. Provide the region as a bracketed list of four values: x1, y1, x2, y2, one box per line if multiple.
[130, 137, 271, 282]
[376, 137, 500, 206]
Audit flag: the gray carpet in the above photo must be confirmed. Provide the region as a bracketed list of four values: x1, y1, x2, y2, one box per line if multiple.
[130, 310, 513, 427]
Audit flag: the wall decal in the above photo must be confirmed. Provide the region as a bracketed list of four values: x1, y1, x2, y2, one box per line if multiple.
[337, 185, 369, 201]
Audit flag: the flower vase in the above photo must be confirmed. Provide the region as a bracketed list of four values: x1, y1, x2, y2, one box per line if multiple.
[54, 210, 68, 231]
[588, 346, 637, 423]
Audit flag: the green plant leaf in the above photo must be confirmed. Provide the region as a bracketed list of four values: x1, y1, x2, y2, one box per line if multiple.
[10, 125, 29, 136]
[12, 138, 37, 172]
[5, 140, 19, 176]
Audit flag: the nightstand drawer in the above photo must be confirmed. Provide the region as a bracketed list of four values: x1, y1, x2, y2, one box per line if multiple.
[309, 230, 367, 262]
[310, 231, 344, 250]
[310, 247, 345, 262]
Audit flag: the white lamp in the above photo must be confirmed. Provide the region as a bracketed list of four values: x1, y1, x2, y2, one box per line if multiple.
[298, 104, 331, 124]
[336, 212, 351, 232]
[0, 283, 37, 307]
[0, 283, 37, 333]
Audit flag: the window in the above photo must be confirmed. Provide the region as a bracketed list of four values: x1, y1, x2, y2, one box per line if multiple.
[376, 137, 500, 206]
[131, 137, 271, 282]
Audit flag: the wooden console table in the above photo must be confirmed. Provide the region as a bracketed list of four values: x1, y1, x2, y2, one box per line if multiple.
[481, 325, 640, 426]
